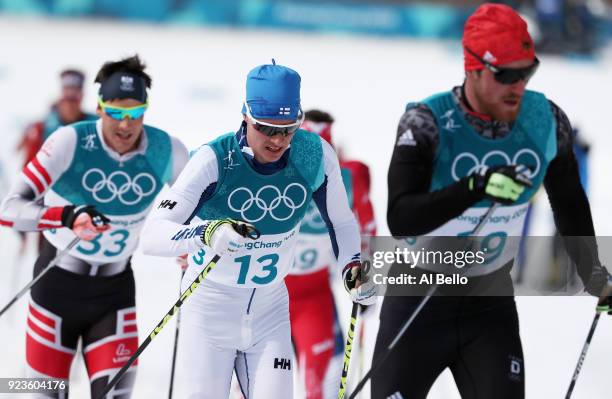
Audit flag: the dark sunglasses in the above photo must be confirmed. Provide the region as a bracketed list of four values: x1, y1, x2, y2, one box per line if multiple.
[465, 47, 540, 85]
[252, 122, 301, 137]
[244, 102, 304, 137]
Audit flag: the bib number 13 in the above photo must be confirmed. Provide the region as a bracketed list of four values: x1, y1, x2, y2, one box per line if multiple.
[234, 254, 279, 285]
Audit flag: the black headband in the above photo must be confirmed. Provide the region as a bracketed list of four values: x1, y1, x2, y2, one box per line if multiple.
[99, 72, 147, 102]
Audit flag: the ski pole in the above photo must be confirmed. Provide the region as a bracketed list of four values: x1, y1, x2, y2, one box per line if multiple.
[348, 203, 499, 399]
[564, 312, 600, 399]
[168, 268, 186, 399]
[338, 302, 359, 399]
[0, 236, 80, 319]
[565, 279, 612, 399]
[96, 222, 260, 399]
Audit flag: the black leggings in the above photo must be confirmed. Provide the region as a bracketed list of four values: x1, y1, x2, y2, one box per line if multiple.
[371, 294, 524, 399]
[27, 238, 137, 398]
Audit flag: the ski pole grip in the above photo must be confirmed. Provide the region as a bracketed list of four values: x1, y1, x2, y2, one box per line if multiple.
[231, 221, 261, 240]
[597, 275, 612, 307]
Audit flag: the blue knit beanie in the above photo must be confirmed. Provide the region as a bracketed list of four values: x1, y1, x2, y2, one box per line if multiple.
[241, 59, 301, 121]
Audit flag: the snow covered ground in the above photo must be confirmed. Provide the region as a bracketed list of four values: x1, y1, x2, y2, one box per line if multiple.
[0, 15, 611, 398]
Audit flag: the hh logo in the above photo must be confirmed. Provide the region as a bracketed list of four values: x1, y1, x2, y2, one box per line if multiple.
[159, 199, 177, 210]
[273, 358, 291, 370]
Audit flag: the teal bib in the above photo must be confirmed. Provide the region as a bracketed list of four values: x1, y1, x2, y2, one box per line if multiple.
[195, 130, 325, 235]
[51, 121, 173, 215]
[419, 90, 557, 206]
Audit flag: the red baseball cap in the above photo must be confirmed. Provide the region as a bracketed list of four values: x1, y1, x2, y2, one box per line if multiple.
[463, 3, 535, 71]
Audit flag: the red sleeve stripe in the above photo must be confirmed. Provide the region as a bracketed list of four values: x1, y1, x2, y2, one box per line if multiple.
[38, 224, 61, 229]
[0, 218, 14, 227]
[31, 156, 52, 186]
[27, 163, 50, 191]
[22, 167, 45, 194]
[37, 207, 64, 230]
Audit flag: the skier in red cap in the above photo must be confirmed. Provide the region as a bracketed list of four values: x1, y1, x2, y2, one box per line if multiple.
[373, 3, 610, 398]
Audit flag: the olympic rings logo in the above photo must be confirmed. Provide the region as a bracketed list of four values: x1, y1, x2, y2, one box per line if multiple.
[450, 149, 541, 182]
[228, 183, 307, 223]
[82, 168, 157, 205]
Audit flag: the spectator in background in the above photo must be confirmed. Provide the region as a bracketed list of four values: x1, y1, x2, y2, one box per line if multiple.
[16, 69, 97, 253]
[17, 69, 97, 167]
[534, 0, 596, 54]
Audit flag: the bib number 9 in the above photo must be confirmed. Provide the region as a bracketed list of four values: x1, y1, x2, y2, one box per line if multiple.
[457, 230, 507, 264]
[296, 249, 318, 271]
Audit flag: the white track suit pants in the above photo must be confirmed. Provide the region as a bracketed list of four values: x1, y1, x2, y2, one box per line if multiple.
[176, 271, 293, 399]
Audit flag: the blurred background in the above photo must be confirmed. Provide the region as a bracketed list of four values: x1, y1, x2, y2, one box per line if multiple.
[1, 0, 611, 54]
[1, 0, 612, 398]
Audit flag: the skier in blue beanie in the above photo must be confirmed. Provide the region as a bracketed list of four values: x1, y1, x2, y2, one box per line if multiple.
[142, 60, 374, 398]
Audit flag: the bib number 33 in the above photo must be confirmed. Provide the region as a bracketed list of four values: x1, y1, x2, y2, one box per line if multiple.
[76, 229, 130, 257]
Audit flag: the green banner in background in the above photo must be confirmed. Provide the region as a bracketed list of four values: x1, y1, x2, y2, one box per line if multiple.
[0, 0, 470, 38]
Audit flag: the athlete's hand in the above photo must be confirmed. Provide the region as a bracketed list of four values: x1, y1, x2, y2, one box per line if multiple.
[469, 164, 533, 205]
[343, 261, 377, 306]
[585, 265, 612, 314]
[199, 219, 260, 256]
[61, 205, 111, 241]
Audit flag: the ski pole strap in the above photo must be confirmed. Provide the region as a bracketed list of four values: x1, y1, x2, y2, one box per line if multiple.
[231, 220, 261, 240]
